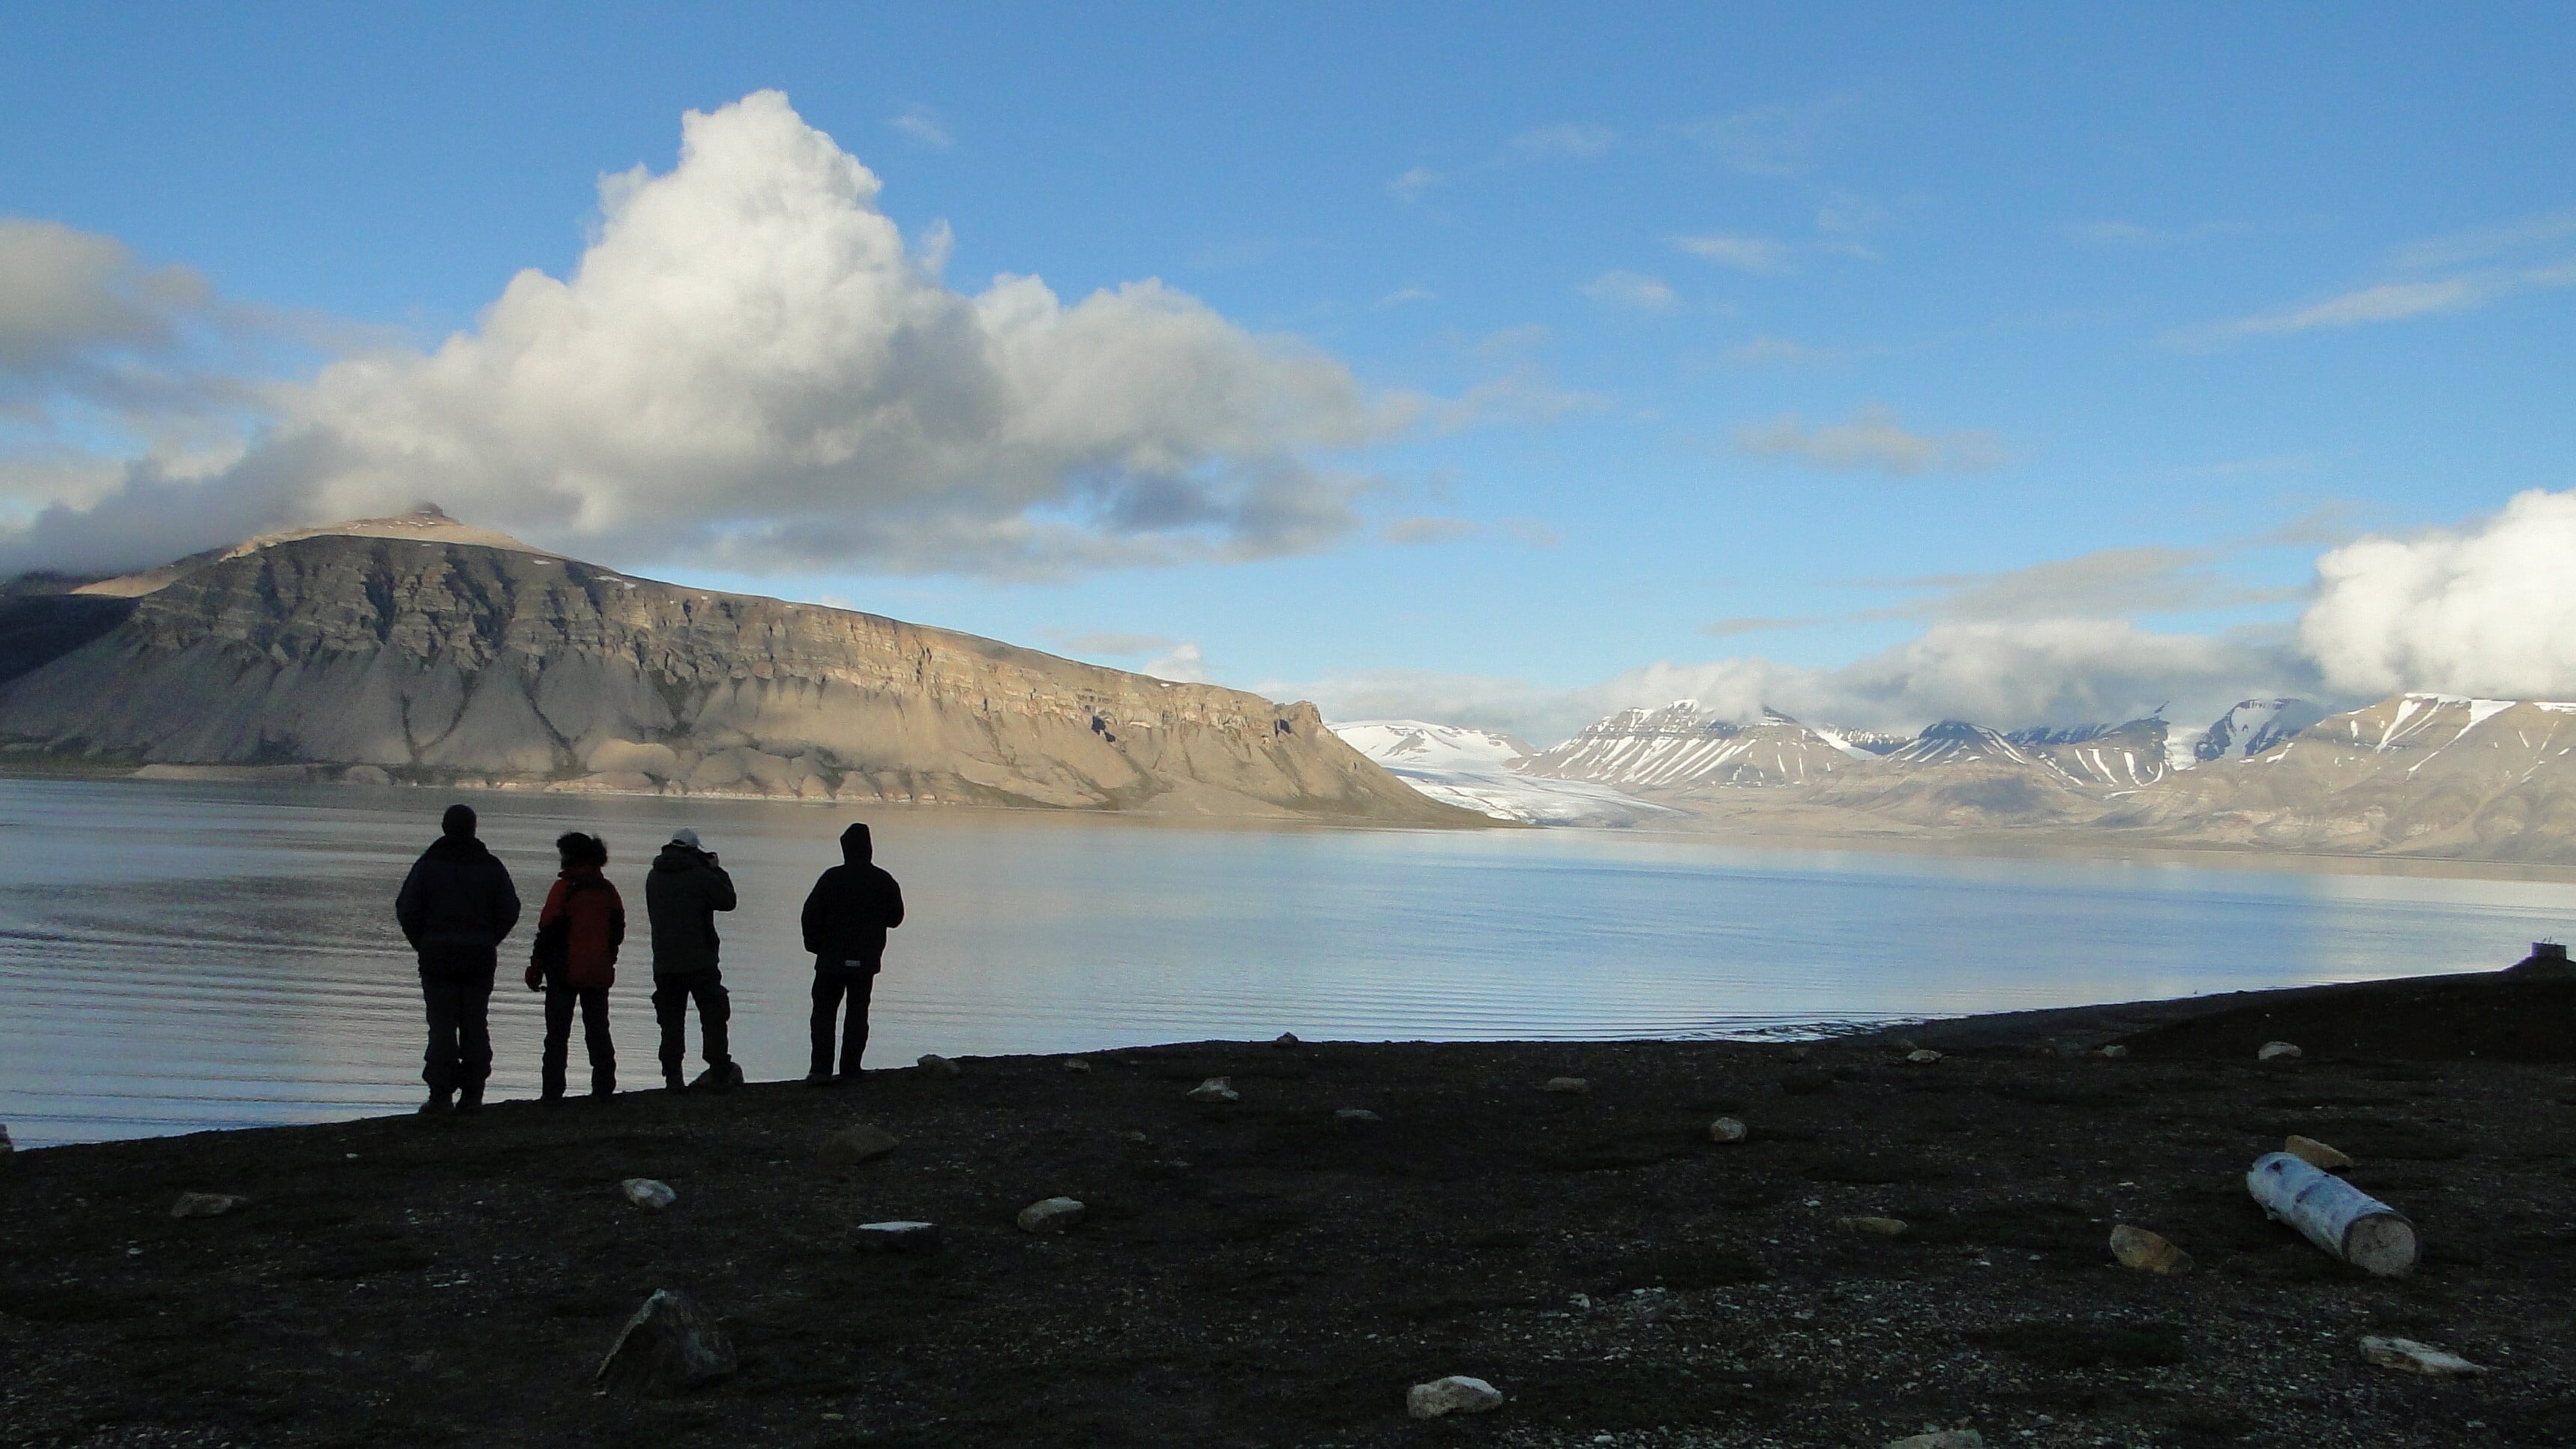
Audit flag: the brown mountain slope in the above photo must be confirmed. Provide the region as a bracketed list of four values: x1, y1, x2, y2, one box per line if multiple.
[0, 525, 1472, 822]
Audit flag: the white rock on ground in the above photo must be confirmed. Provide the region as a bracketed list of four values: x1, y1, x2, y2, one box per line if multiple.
[2358, 1336, 2488, 1375]
[1062, 1058, 1092, 1073]
[1906, 1049, 1943, 1064]
[2097, 1043, 2130, 1058]
[1541, 1076, 1590, 1094]
[917, 1054, 961, 1076]
[2257, 1040, 2304, 1062]
[1405, 1375, 1505, 1419]
[1016, 1197, 1086, 1233]
[619, 1179, 676, 1211]
[1708, 1116, 1750, 1143]
[595, 1289, 738, 1394]
[169, 1192, 247, 1219]
[1334, 1108, 1382, 1124]
[1185, 1077, 1239, 1103]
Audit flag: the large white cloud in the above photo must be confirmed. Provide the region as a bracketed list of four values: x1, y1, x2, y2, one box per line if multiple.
[2, 91, 1409, 579]
[2302, 487, 2576, 699]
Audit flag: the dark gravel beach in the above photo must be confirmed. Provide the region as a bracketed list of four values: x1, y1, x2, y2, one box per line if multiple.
[3, 967, 2572, 1448]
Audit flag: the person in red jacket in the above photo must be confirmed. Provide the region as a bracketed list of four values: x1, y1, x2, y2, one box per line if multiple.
[525, 831, 625, 1100]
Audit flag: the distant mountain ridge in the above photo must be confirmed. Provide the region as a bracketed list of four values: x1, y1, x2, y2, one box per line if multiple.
[1346, 692, 2576, 863]
[0, 514, 1472, 824]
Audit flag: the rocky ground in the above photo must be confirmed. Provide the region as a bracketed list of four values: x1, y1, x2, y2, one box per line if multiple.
[3, 970, 2572, 1448]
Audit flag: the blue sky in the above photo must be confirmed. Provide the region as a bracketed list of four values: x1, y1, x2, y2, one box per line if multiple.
[4, 4, 2573, 741]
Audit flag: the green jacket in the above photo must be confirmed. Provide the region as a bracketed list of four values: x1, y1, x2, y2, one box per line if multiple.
[645, 843, 737, 976]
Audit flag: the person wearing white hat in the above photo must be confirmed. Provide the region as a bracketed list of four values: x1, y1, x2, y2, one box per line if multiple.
[644, 827, 739, 1090]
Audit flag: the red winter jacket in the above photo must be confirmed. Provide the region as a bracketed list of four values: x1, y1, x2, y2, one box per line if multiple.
[532, 867, 626, 989]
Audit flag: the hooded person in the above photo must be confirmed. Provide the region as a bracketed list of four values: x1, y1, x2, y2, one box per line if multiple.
[394, 804, 521, 1113]
[525, 831, 625, 1100]
[798, 822, 906, 1083]
[644, 828, 739, 1090]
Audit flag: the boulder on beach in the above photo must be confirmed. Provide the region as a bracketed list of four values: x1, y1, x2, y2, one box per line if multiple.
[819, 1124, 900, 1166]
[1017, 1197, 1086, 1233]
[853, 1221, 942, 1253]
[1184, 1077, 1239, 1103]
[595, 1289, 737, 1395]
[918, 1054, 962, 1077]
[1540, 1076, 1589, 1094]
[1708, 1116, 1750, 1144]
[2108, 1223, 2193, 1274]
[1405, 1375, 1503, 1418]
[620, 1178, 676, 1210]
[169, 1192, 247, 1219]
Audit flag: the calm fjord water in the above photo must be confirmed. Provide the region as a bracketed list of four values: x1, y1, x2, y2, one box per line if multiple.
[1, 777, 2566, 1147]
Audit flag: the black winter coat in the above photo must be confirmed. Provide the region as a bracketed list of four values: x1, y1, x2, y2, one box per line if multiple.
[395, 834, 522, 974]
[801, 825, 903, 973]
[645, 843, 736, 976]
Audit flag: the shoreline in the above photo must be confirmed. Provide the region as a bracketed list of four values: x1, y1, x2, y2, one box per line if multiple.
[12, 764, 2576, 882]
[4, 967, 2570, 1446]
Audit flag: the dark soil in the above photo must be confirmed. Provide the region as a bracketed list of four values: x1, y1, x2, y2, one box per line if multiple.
[4, 972, 2574, 1448]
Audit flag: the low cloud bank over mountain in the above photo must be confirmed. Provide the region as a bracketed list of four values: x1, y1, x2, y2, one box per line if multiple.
[2304, 487, 2576, 700]
[1, 91, 1406, 580]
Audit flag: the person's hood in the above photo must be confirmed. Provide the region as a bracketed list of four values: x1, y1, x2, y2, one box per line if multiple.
[653, 843, 702, 871]
[425, 834, 490, 863]
[559, 863, 604, 883]
[840, 822, 872, 864]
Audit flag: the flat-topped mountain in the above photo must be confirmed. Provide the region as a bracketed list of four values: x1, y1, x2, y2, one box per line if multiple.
[0, 515, 1471, 822]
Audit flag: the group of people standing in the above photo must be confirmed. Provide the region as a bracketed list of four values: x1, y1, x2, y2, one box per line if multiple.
[391, 804, 903, 1114]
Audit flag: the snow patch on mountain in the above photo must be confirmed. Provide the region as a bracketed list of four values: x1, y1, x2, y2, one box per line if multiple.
[1331, 719, 1677, 826]
[2192, 698, 2326, 763]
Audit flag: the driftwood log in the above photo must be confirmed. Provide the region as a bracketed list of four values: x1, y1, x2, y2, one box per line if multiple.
[2246, 1151, 2416, 1277]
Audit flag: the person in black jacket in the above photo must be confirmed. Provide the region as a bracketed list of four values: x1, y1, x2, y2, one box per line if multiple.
[394, 803, 521, 1114]
[645, 828, 739, 1091]
[799, 822, 904, 1084]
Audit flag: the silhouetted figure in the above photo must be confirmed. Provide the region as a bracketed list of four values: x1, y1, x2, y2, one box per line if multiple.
[394, 803, 521, 1114]
[525, 831, 625, 1100]
[800, 822, 906, 1084]
[645, 828, 738, 1091]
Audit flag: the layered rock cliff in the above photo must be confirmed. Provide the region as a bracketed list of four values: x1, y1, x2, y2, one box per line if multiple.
[0, 524, 1472, 822]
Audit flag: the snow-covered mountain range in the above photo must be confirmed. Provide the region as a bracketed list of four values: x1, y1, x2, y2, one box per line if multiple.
[1337, 692, 2576, 861]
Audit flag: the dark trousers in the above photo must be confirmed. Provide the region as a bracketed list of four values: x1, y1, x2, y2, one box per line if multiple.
[419, 970, 496, 1095]
[542, 983, 616, 1097]
[810, 966, 876, 1077]
[652, 969, 730, 1076]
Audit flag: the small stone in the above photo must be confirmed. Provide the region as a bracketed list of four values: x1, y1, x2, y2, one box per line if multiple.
[1334, 1108, 1382, 1124]
[1707, 1116, 1750, 1144]
[619, 1178, 677, 1211]
[1886, 1432, 1984, 1449]
[1272, 1031, 1301, 1049]
[1780, 1068, 1835, 1095]
[1835, 1215, 1909, 1238]
[917, 1053, 961, 1076]
[1016, 1196, 1086, 1233]
[169, 1192, 247, 1219]
[2257, 1040, 2303, 1063]
[1117, 1129, 1151, 1144]
[2097, 1043, 2130, 1059]
[1185, 1076, 1239, 1103]
[595, 1289, 737, 1395]
[819, 1123, 900, 1166]
[2108, 1223, 2193, 1274]
[1062, 1058, 1092, 1073]
[2358, 1335, 2488, 1376]
[1406, 1374, 1505, 1419]
[1905, 1048, 1943, 1064]
[1541, 1076, 1591, 1094]
[852, 1220, 942, 1253]
[2284, 1133, 2354, 1171]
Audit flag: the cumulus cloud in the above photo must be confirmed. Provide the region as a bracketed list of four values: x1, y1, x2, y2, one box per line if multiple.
[1294, 617, 2315, 748]
[1673, 232, 1792, 273]
[3, 91, 1412, 579]
[1141, 641, 1209, 684]
[2302, 486, 2576, 699]
[0, 220, 214, 378]
[1736, 406, 2004, 475]
[1580, 270, 1677, 311]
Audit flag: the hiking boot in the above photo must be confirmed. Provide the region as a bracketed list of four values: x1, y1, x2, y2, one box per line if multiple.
[455, 1086, 484, 1115]
[663, 1070, 686, 1091]
[804, 1070, 834, 1087]
[691, 1062, 741, 1093]
[592, 1077, 616, 1097]
[418, 1090, 453, 1115]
